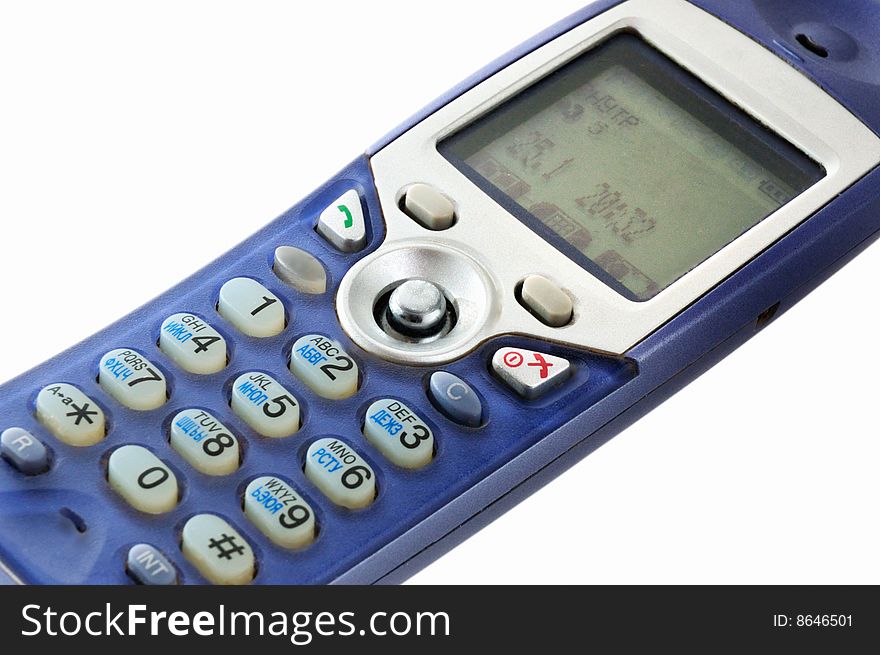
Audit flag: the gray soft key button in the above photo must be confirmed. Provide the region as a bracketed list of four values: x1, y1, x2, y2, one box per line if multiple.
[428, 371, 483, 427]
[1, 427, 49, 475]
[273, 246, 327, 294]
[126, 543, 178, 585]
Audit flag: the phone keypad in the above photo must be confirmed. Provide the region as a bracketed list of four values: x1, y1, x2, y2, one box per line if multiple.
[230, 372, 301, 438]
[289, 334, 359, 400]
[99, 348, 168, 411]
[169, 409, 241, 476]
[36, 383, 106, 446]
[159, 313, 227, 375]
[217, 277, 285, 338]
[305, 437, 376, 509]
[244, 476, 316, 549]
[108, 445, 179, 514]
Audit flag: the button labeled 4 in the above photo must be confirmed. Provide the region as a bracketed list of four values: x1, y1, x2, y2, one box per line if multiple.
[491, 347, 572, 399]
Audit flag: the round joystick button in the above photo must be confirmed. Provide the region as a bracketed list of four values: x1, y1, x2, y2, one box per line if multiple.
[386, 280, 447, 336]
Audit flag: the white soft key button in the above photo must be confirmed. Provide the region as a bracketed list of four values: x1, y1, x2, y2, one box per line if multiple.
[305, 438, 375, 509]
[35, 383, 106, 446]
[403, 183, 455, 230]
[170, 408, 240, 475]
[519, 275, 573, 327]
[108, 445, 178, 514]
[159, 313, 227, 374]
[492, 347, 572, 400]
[315, 189, 366, 252]
[181, 514, 255, 585]
[244, 476, 316, 549]
[289, 334, 359, 400]
[231, 372, 300, 438]
[217, 277, 285, 338]
[99, 349, 167, 411]
[364, 399, 434, 469]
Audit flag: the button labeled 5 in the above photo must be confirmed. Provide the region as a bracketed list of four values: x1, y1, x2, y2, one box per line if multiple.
[231, 372, 300, 438]
[305, 438, 375, 509]
[289, 334, 359, 400]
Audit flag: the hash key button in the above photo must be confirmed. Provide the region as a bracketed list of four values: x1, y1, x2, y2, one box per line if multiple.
[1, 427, 49, 475]
[99, 349, 167, 411]
[126, 543, 178, 585]
[181, 514, 255, 585]
[36, 383, 106, 446]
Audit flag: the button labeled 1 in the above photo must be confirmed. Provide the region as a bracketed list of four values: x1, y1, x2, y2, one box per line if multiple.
[108, 445, 178, 514]
[289, 334, 359, 400]
[364, 399, 434, 469]
[99, 349, 167, 411]
[181, 514, 255, 585]
[170, 409, 241, 475]
[305, 438, 375, 509]
[244, 476, 316, 549]
[231, 372, 300, 438]
[218, 278, 285, 338]
[159, 313, 227, 374]
[491, 347, 572, 399]
[36, 383, 106, 446]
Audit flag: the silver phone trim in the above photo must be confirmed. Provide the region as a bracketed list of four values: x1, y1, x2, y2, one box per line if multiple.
[340, 0, 880, 363]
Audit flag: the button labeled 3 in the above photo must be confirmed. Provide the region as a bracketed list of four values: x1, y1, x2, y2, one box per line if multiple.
[170, 409, 241, 475]
[244, 476, 316, 549]
[99, 349, 167, 411]
[364, 399, 434, 469]
[36, 383, 106, 446]
[218, 278, 285, 338]
[491, 347, 572, 399]
[181, 514, 255, 585]
[231, 372, 300, 438]
[159, 313, 227, 374]
[316, 189, 366, 252]
[108, 445, 178, 514]
[305, 438, 375, 509]
[289, 334, 359, 400]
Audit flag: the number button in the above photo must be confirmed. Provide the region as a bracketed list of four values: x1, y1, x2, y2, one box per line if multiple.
[289, 334, 359, 400]
[218, 277, 285, 338]
[169, 409, 241, 475]
[230, 372, 300, 438]
[244, 476, 316, 549]
[98, 348, 168, 411]
[181, 514, 255, 585]
[35, 383, 106, 446]
[363, 399, 434, 469]
[159, 313, 227, 374]
[107, 445, 178, 514]
[305, 438, 376, 509]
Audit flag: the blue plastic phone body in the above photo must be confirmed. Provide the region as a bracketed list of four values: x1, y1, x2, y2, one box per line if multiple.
[1, 0, 879, 584]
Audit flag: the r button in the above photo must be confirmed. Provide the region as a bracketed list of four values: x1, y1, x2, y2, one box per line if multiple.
[428, 371, 482, 427]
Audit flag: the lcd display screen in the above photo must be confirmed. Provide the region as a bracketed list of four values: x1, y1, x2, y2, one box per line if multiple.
[439, 34, 824, 300]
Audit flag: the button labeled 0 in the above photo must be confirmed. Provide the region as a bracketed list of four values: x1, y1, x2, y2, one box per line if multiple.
[108, 445, 178, 515]
[305, 438, 375, 509]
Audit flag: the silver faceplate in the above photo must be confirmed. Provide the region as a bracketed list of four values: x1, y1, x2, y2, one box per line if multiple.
[338, 0, 880, 364]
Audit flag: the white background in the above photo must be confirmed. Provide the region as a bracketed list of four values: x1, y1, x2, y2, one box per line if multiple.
[1, 1, 878, 584]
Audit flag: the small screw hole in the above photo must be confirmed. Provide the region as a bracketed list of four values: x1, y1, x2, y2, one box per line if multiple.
[756, 302, 781, 331]
[795, 33, 829, 58]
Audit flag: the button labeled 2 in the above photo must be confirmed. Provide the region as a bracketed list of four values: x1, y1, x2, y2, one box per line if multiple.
[231, 372, 300, 438]
[170, 409, 241, 475]
[363, 399, 434, 469]
[244, 476, 316, 549]
[305, 438, 375, 509]
[99, 349, 167, 411]
[289, 334, 359, 400]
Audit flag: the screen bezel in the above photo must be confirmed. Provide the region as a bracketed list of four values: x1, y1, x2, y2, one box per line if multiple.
[343, 0, 880, 364]
[438, 32, 825, 301]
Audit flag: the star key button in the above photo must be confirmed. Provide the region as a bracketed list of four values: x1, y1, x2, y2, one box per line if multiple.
[35, 383, 106, 446]
[491, 347, 572, 400]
